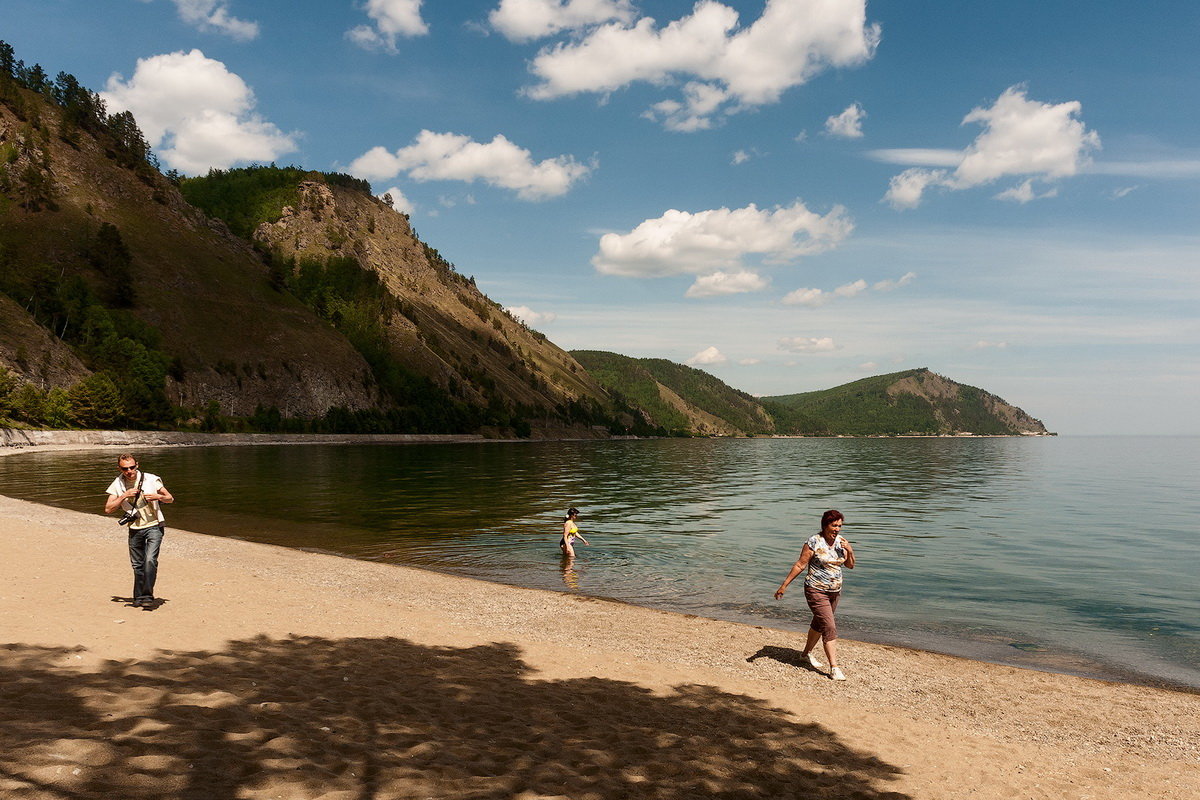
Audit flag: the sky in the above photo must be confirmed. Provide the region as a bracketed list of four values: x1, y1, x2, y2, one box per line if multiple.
[4, 0, 1199, 434]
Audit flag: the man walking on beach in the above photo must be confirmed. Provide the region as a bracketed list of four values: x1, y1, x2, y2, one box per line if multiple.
[104, 453, 173, 608]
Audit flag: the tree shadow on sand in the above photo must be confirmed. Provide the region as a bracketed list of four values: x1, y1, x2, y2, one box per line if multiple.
[0, 637, 911, 799]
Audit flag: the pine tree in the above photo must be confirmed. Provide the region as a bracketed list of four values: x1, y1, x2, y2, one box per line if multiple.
[43, 387, 71, 427]
[0, 365, 17, 419]
[67, 372, 124, 428]
[88, 222, 136, 306]
[11, 382, 46, 424]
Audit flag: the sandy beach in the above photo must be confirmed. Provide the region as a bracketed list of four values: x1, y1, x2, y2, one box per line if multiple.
[1, 441, 1198, 798]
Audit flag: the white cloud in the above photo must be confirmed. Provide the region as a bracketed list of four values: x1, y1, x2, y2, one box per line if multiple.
[101, 50, 296, 174]
[506, 305, 559, 326]
[644, 81, 732, 132]
[857, 361, 877, 371]
[379, 187, 415, 214]
[782, 272, 912, 306]
[739, 357, 761, 365]
[955, 87, 1100, 185]
[489, 0, 636, 42]
[1110, 185, 1139, 199]
[730, 146, 765, 164]
[780, 287, 826, 307]
[833, 278, 867, 298]
[1087, 160, 1200, 178]
[778, 336, 837, 353]
[685, 270, 769, 298]
[349, 131, 591, 200]
[794, 130, 808, 143]
[867, 148, 961, 167]
[688, 346, 728, 365]
[348, 0, 429, 53]
[825, 102, 865, 138]
[884, 167, 947, 210]
[524, 0, 880, 130]
[995, 178, 1058, 204]
[971, 340, 1009, 350]
[167, 0, 259, 40]
[593, 201, 853, 280]
[875, 152, 1200, 180]
[883, 86, 1100, 209]
[873, 271, 916, 291]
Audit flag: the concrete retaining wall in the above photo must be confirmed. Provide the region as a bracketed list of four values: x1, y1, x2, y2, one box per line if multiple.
[0, 429, 486, 450]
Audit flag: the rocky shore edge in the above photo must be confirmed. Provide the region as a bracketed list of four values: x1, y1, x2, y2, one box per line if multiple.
[0, 428, 487, 452]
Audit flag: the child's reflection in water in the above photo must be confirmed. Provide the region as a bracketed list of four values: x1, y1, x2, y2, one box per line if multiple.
[560, 555, 579, 590]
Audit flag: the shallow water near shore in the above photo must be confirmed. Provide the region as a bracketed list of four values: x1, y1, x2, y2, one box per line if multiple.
[3, 435, 1197, 689]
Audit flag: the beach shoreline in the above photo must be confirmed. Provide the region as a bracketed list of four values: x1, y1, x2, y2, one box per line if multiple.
[1, 484, 1198, 798]
[3, 433, 1199, 797]
[4, 432, 1193, 695]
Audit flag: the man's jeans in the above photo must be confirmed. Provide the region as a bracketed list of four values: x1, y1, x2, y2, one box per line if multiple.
[128, 524, 164, 601]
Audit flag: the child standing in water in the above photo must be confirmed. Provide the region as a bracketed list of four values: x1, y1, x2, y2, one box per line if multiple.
[560, 507, 589, 558]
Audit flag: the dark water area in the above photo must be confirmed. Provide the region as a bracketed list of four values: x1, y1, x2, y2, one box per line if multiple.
[3, 436, 1197, 690]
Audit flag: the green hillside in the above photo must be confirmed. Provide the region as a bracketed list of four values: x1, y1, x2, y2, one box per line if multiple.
[637, 358, 774, 434]
[571, 351, 775, 436]
[570, 351, 692, 434]
[762, 368, 1048, 436]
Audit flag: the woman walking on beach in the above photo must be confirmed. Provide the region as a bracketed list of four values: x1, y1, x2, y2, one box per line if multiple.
[775, 509, 855, 680]
[560, 507, 589, 559]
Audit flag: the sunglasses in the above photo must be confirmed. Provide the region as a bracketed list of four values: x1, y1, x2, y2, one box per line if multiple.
[120, 465, 139, 472]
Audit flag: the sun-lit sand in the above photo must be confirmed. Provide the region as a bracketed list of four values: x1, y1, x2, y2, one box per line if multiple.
[1, 440, 1197, 799]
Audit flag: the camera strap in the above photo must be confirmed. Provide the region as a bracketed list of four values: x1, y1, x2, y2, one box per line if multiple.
[127, 471, 145, 510]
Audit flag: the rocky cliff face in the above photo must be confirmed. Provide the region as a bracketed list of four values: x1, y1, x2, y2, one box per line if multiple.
[886, 370, 1048, 435]
[251, 180, 608, 417]
[0, 294, 91, 389]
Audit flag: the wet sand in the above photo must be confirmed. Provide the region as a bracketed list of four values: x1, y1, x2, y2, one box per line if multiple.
[1, 486, 1197, 799]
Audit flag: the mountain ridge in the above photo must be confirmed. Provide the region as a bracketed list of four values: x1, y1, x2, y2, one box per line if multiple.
[762, 368, 1050, 436]
[0, 43, 1051, 438]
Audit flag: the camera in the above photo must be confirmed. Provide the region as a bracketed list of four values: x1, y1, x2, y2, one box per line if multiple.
[117, 509, 139, 526]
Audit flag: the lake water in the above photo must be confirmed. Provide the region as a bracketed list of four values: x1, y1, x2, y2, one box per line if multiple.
[2, 436, 1197, 690]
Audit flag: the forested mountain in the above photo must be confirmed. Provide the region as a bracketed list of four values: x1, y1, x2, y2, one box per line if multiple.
[0, 41, 611, 436]
[0, 48, 380, 431]
[572, 355, 1049, 437]
[571, 350, 776, 436]
[762, 369, 1050, 436]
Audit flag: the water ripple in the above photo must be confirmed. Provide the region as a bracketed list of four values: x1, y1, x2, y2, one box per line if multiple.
[2, 436, 1197, 689]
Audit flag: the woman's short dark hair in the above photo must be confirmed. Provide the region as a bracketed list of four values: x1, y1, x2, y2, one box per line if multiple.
[821, 509, 844, 528]
[564, 507, 579, 521]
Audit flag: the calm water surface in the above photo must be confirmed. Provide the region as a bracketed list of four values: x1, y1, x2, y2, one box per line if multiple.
[2, 436, 1197, 690]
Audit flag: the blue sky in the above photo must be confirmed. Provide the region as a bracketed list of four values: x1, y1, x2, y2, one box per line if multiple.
[4, 1, 1198, 434]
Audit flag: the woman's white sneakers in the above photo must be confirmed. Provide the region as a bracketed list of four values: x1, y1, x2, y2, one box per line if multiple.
[799, 651, 845, 680]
